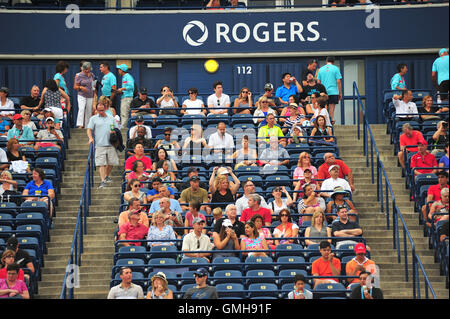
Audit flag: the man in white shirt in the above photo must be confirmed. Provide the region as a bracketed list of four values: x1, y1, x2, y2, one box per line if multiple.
[182, 218, 214, 262]
[235, 180, 270, 215]
[128, 115, 152, 140]
[207, 81, 230, 115]
[208, 122, 234, 154]
[392, 90, 419, 120]
[320, 165, 352, 198]
[107, 267, 144, 299]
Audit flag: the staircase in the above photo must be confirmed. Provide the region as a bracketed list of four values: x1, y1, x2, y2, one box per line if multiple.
[35, 128, 124, 299]
[334, 124, 448, 299]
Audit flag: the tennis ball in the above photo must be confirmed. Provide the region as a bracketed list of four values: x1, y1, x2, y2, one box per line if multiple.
[204, 59, 219, 73]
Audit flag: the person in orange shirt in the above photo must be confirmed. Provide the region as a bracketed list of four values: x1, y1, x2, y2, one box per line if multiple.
[345, 243, 377, 285]
[311, 241, 341, 289]
[118, 198, 149, 228]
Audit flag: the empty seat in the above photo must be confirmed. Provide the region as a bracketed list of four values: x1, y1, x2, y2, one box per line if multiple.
[276, 256, 307, 271]
[149, 245, 178, 260]
[180, 257, 209, 270]
[275, 243, 304, 258]
[212, 256, 241, 271]
[313, 282, 347, 299]
[114, 246, 148, 263]
[216, 283, 245, 298]
[114, 258, 147, 275]
[247, 283, 278, 298]
[244, 256, 274, 271]
[245, 269, 276, 285]
[212, 270, 243, 285]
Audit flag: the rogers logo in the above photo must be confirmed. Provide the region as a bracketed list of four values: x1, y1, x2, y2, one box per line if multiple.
[183, 20, 209, 47]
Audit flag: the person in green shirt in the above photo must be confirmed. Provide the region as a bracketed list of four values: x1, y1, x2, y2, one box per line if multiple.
[257, 113, 286, 147]
[179, 176, 211, 215]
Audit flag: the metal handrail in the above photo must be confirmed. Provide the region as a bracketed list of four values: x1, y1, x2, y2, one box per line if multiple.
[353, 81, 436, 299]
[59, 142, 94, 299]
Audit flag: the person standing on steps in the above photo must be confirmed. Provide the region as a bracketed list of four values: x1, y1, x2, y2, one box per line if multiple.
[87, 103, 120, 189]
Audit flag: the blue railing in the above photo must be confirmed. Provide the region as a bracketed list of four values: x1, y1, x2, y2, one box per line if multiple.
[353, 81, 436, 299]
[59, 142, 95, 299]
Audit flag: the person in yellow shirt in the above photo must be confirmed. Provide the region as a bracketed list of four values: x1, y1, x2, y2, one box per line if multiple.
[257, 113, 286, 147]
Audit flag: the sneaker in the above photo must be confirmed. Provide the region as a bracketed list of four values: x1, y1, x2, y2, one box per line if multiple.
[104, 176, 113, 183]
[98, 181, 107, 189]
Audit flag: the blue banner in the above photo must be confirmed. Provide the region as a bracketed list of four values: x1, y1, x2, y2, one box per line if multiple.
[0, 5, 448, 55]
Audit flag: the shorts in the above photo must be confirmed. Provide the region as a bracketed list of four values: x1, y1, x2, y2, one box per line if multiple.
[328, 95, 339, 105]
[438, 80, 449, 97]
[95, 146, 119, 167]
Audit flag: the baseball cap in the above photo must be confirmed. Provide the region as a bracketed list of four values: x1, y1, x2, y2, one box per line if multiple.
[187, 167, 199, 174]
[6, 236, 18, 250]
[303, 168, 312, 173]
[139, 87, 148, 94]
[217, 167, 229, 175]
[417, 139, 428, 146]
[264, 83, 273, 90]
[222, 219, 233, 228]
[12, 114, 23, 120]
[46, 117, 55, 122]
[135, 115, 144, 122]
[439, 48, 448, 56]
[328, 164, 340, 172]
[354, 243, 367, 254]
[116, 64, 128, 72]
[192, 217, 205, 225]
[189, 176, 200, 182]
[194, 268, 208, 277]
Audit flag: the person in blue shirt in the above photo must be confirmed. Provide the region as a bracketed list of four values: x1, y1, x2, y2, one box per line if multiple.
[100, 61, 117, 109]
[0, 116, 10, 138]
[116, 64, 135, 127]
[22, 167, 55, 218]
[7, 114, 35, 146]
[390, 63, 408, 93]
[317, 56, 342, 125]
[432, 48, 449, 101]
[146, 177, 176, 203]
[54, 60, 70, 95]
[275, 72, 303, 107]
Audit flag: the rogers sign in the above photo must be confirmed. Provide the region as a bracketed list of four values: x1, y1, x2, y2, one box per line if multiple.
[183, 20, 320, 46]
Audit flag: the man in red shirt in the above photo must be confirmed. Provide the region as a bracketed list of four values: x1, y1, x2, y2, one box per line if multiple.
[124, 143, 152, 171]
[311, 241, 341, 289]
[398, 123, 425, 169]
[117, 210, 149, 247]
[422, 171, 449, 227]
[317, 153, 355, 192]
[410, 139, 438, 177]
[240, 194, 272, 226]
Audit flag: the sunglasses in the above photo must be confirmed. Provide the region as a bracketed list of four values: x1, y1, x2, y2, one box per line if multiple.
[217, 99, 220, 105]
[242, 91, 249, 93]
[280, 214, 289, 217]
[261, 101, 268, 104]
[164, 133, 171, 136]
[195, 274, 206, 278]
[133, 184, 140, 187]
[264, 89, 272, 91]
[189, 92, 196, 95]
[197, 240, 201, 249]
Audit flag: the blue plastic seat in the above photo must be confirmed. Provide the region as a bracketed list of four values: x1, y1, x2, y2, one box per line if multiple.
[275, 243, 304, 258]
[247, 283, 278, 298]
[278, 269, 308, 286]
[114, 258, 147, 275]
[216, 283, 245, 298]
[245, 269, 276, 285]
[244, 256, 274, 271]
[180, 257, 209, 270]
[314, 282, 347, 299]
[149, 245, 178, 260]
[206, 114, 230, 126]
[264, 175, 291, 188]
[156, 115, 180, 126]
[114, 246, 148, 263]
[180, 270, 198, 286]
[35, 157, 59, 172]
[238, 175, 263, 188]
[335, 243, 357, 259]
[276, 256, 307, 271]
[0, 225, 13, 240]
[213, 270, 243, 285]
[147, 258, 177, 269]
[0, 202, 19, 216]
[16, 237, 41, 257]
[212, 256, 241, 271]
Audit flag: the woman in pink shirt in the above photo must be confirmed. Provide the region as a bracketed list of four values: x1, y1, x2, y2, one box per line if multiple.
[184, 201, 206, 234]
[293, 152, 318, 188]
[0, 263, 29, 299]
